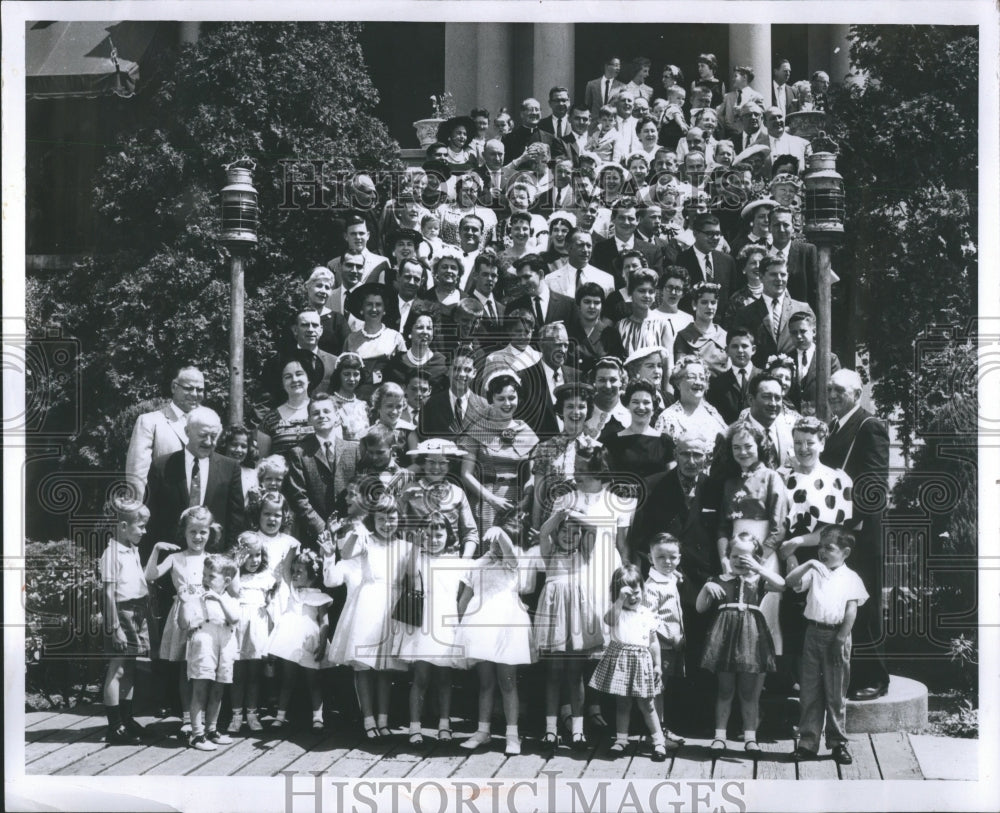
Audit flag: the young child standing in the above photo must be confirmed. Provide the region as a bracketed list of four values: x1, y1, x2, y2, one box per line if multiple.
[266, 550, 333, 730]
[228, 531, 277, 734]
[785, 526, 868, 765]
[255, 491, 299, 616]
[641, 533, 686, 748]
[588, 564, 668, 762]
[533, 508, 604, 752]
[186, 553, 240, 750]
[101, 496, 155, 744]
[455, 523, 537, 755]
[145, 505, 220, 736]
[322, 494, 412, 739]
[697, 532, 785, 755]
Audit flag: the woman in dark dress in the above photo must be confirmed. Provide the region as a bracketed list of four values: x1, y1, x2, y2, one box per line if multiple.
[603, 380, 675, 481]
[382, 312, 448, 393]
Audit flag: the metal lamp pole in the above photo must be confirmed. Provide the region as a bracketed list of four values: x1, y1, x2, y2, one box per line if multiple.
[220, 161, 259, 426]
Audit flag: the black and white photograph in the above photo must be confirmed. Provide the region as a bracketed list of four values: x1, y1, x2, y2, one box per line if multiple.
[4, 2, 998, 811]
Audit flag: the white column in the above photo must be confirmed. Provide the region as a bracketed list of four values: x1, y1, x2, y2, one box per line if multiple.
[729, 24, 772, 100]
[531, 24, 575, 102]
[445, 24, 480, 117]
[476, 24, 515, 119]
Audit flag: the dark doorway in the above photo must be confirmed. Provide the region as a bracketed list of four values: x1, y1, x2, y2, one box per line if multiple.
[359, 22, 446, 147]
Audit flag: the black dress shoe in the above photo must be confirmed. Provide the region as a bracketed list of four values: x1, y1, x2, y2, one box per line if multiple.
[107, 724, 142, 745]
[791, 746, 816, 761]
[831, 744, 853, 765]
[848, 684, 888, 701]
[123, 718, 149, 738]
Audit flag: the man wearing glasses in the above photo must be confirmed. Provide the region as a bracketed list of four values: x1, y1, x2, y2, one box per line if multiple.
[734, 102, 769, 155]
[676, 212, 734, 325]
[125, 366, 205, 501]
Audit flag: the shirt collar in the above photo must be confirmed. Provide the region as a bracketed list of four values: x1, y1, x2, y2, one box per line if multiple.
[646, 568, 678, 585]
[837, 403, 863, 426]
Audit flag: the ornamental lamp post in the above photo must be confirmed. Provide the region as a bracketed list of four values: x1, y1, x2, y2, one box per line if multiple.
[802, 133, 845, 421]
[220, 160, 259, 426]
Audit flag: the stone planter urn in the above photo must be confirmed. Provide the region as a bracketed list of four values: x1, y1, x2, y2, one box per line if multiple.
[413, 118, 444, 148]
[785, 110, 827, 139]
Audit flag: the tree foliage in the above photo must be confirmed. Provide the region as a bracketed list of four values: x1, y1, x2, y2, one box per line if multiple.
[30, 22, 401, 472]
[826, 25, 978, 451]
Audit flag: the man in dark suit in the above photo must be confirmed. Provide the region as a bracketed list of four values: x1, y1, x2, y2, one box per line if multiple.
[263, 311, 338, 404]
[516, 322, 578, 437]
[472, 139, 509, 213]
[591, 198, 664, 288]
[284, 395, 361, 547]
[467, 251, 506, 338]
[675, 212, 735, 324]
[418, 347, 489, 444]
[384, 258, 435, 337]
[561, 107, 592, 167]
[732, 256, 815, 368]
[539, 86, 573, 141]
[770, 206, 819, 311]
[144, 406, 245, 558]
[706, 326, 759, 424]
[787, 311, 841, 415]
[536, 156, 578, 215]
[502, 97, 566, 162]
[506, 254, 577, 329]
[733, 102, 770, 155]
[820, 369, 891, 700]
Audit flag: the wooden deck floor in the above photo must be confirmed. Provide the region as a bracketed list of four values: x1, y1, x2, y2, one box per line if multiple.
[25, 705, 930, 780]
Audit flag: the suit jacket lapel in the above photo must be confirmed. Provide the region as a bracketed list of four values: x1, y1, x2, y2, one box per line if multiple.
[312, 438, 332, 472]
[165, 404, 188, 446]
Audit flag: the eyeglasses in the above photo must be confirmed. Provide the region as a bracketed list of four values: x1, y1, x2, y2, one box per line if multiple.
[661, 285, 684, 293]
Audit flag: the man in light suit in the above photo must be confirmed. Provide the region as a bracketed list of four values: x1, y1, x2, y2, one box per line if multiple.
[732, 256, 815, 369]
[584, 56, 626, 122]
[820, 369, 891, 701]
[144, 406, 245, 558]
[716, 66, 765, 140]
[732, 102, 770, 155]
[787, 311, 841, 415]
[764, 107, 810, 171]
[771, 57, 798, 116]
[284, 394, 361, 547]
[125, 366, 204, 501]
[545, 230, 615, 299]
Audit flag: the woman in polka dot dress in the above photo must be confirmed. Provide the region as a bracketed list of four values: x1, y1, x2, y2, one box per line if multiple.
[776, 417, 854, 660]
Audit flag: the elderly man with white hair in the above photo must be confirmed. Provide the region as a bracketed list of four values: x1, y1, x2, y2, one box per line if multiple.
[820, 368, 891, 701]
[144, 405, 246, 557]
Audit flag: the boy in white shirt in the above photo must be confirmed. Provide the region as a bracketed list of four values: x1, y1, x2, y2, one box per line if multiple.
[785, 525, 869, 765]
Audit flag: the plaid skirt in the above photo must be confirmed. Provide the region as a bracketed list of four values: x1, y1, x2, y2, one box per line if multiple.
[103, 597, 152, 658]
[589, 641, 662, 698]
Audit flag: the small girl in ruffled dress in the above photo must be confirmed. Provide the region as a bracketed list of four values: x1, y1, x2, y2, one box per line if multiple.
[322, 494, 412, 739]
[266, 549, 332, 730]
[588, 564, 669, 762]
[455, 521, 537, 755]
[228, 532, 277, 734]
[144, 505, 222, 737]
[533, 508, 604, 752]
[696, 532, 786, 755]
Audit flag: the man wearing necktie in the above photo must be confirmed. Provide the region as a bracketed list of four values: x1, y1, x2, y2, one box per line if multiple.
[518, 322, 578, 437]
[676, 213, 734, 323]
[707, 327, 759, 424]
[787, 311, 841, 414]
[585, 56, 624, 123]
[285, 395, 361, 546]
[716, 66, 763, 140]
[737, 374, 792, 470]
[540, 86, 572, 141]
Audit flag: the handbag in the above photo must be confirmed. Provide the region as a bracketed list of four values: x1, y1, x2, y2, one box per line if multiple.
[391, 569, 424, 628]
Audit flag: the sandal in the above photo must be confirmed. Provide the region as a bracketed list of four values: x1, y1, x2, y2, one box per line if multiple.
[744, 740, 761, 755]
[710, 738, 727, 753]
[541, 732, 559, 753]
[409, 732, 424, 746]
[378, 726, 392, 738]
[437, 728, 453, 743]
[364, 726, 380, 740]
[571, 732, 588, 752]
[609, 738, 629, 754]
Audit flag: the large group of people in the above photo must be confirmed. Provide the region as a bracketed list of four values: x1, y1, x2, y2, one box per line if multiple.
[98, 51, 889, 769]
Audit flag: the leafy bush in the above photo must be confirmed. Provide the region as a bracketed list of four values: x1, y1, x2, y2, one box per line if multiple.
[24, 540, 104, 707]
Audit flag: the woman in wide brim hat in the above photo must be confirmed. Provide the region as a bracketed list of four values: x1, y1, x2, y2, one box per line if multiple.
[343, 282, 407, 401]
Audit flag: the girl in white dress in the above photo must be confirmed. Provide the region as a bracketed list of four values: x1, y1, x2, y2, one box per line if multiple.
[255, 491, 299, 618]
[144, 506, 221, 736]
[322, 494, 412, 739]
[455, 523, 537, 755]
[266, 550, 332, 730]
[228, 532, 277, 733]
